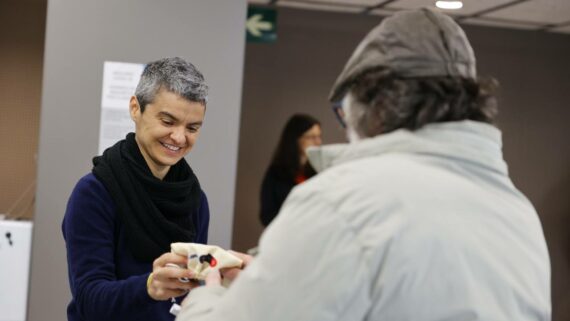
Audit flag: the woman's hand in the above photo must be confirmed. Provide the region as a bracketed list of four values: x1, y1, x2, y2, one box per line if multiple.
[147, 252, 199, 301]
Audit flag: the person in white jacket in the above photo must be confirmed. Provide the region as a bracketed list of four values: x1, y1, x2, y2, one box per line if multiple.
[176, 8, 551, 321]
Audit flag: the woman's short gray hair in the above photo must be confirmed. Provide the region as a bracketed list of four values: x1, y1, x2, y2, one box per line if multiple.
[346, 69, 498, 138]
[135, 57, 208, 112]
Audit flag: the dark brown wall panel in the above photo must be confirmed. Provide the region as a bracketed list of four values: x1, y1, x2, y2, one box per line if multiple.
[0, 1, 46, 219]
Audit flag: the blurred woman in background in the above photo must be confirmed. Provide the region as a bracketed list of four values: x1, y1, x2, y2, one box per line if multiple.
[259, 114, 322, 227]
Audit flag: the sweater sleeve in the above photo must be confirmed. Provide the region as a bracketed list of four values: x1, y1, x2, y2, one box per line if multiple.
[194, 190, 210, 244]
[62, 174, 156, 321]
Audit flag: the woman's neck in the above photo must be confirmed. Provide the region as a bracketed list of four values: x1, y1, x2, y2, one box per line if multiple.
[299, 155, 307, 168]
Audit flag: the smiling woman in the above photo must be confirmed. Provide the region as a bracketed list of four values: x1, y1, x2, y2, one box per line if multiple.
[61, 57, 211, 321]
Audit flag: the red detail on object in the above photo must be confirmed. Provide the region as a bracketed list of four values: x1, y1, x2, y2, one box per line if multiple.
[210, 257, 217, 267]
[294, 173, 307, 184]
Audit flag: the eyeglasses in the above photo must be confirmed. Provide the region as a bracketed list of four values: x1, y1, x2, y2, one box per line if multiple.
[301, 133, 321, 142]
[331, 100, 346, 128]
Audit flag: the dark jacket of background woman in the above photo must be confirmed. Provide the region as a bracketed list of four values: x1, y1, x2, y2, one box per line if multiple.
[260, 165, 316, 226]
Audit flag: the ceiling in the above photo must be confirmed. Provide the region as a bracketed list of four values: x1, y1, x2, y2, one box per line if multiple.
[248, 0, 570, 34]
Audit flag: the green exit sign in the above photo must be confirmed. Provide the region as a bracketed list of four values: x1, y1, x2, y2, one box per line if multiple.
[247, 6, 277, 43]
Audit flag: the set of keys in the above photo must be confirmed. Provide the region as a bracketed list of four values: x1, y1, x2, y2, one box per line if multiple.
[165, 263, 190, 316]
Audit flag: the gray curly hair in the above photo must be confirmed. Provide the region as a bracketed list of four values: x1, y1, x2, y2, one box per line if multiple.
[135, 57, 208, 112]
[345, 69, 498, 138]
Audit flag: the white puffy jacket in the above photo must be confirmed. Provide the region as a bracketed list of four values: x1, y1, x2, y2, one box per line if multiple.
[178, 120, 551, 321]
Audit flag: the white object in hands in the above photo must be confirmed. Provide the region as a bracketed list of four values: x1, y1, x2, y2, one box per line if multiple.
[170, 243, 243, 280]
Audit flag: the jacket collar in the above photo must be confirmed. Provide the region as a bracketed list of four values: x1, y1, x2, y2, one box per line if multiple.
[307, 120, 507, 175]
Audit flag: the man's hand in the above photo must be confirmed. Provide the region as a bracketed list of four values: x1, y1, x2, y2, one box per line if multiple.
[147, 252, 199, 301]
[200, 251, 253, 287]
[219, 251, 253, 283]
[181, 250, 254, 307]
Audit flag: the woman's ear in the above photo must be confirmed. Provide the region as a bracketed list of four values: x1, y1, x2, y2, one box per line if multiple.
[129, 96, 140, 121]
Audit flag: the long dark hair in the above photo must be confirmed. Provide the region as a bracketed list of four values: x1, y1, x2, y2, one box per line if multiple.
[269, 114, 320, 182]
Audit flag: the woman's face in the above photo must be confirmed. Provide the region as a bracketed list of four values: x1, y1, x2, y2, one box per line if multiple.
[298, 124, 322, 156]
[130, 89, 205, 179]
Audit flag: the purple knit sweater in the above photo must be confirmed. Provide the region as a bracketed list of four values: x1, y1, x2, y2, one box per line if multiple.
[62, 173, 209, 321]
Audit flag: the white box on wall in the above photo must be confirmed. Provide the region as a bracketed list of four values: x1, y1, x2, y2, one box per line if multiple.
[0, 220, 33, 321]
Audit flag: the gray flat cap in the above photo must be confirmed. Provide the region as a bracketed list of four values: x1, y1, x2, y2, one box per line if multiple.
[329, 8, 476, 102]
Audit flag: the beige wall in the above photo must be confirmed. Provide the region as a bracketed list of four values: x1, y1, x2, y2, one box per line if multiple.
[0, 0, 46, 219]
[232, 7, 570, 320]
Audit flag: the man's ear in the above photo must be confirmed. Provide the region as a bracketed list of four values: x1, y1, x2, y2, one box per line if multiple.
[129, 96, 140, 121]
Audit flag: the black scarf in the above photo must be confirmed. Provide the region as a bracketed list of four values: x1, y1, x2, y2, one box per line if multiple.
[92, 133, 201, 262]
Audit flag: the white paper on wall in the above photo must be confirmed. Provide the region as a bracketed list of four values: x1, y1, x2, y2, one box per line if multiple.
[98, 61, 145, 155]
